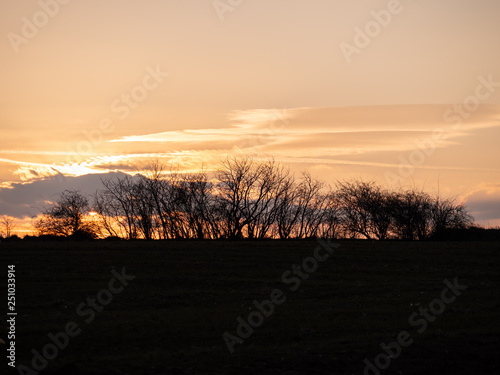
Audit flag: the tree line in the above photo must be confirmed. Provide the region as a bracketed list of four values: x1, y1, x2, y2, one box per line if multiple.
[34, 157, 474, 240]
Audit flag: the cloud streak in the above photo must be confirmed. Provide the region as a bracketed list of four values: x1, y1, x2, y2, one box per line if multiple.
[106, 104, 500, 159]
[1, 105, 499, 212]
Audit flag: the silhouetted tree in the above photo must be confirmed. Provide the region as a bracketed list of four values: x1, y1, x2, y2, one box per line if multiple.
[215, 156, 272, 239]
[33, 158, 477, 241]
[34, 190, 97, 237]
[389, 190, 433, 240]
[337, 180, 392, 239]
[93, 190, 121, 238]
[98, 176, 140, 239]
[244, 161, 292, 239]
[317, 191, 343, 239]
[430, 196, 473, 239]
[1, 216, 15, 238]
[274, 174, 301, 239]
[175, 170, 218, 239]
[292, 172, 327, 238]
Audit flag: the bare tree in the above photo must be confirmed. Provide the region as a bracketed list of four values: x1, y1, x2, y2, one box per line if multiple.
[430, 196, 473, 238]
[1, 216, 15, 238]
[215, 156, 265, 239]
[337, 180, 374, 239]
[34, 190, 97, 237]
[317, 190, 343, 239]
[244, 161, 292, 239]
[176, 170, 219, 239]
[132, 176, 156, 240]
[366, 185, 392, 240]
[336, 180, 392, 240]
[93, 190, 122, 238]
[292, 172, 327, 238]
[34, 158, 477, 241]
[141, 162, 171, 239]
[214, 157, 298, 239]
[389, 190, 433, 240]
[275, 175, 301, 239]
[98, 176, 140, 239]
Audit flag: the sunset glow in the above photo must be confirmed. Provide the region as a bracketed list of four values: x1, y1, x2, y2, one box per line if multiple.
[1, 0, 500, 233]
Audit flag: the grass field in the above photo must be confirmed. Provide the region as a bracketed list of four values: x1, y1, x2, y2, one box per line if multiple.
[1, 240, 499, 375]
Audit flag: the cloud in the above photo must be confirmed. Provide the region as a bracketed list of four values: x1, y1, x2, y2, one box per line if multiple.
[108, 108, 292, 145]
[1, 104, 499, 194]
[0, 172, 130, 218]
[465, 184, 500, 226]
[0, 151, 77, 156]
[107, 104, 500, 157]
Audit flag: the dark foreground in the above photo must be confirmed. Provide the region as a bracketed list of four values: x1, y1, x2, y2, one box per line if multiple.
[1, 240, 499, 375]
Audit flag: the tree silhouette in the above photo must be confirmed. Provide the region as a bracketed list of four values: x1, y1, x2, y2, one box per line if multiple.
[34, 190, 97, 238]
[1, 216, 15, 238]
[28, 157, 476, 240]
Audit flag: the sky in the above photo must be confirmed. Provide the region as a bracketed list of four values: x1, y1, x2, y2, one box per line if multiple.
[1, 0, 500, 233]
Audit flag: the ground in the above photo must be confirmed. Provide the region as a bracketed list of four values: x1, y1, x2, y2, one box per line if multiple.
[1, 240, 499, 375]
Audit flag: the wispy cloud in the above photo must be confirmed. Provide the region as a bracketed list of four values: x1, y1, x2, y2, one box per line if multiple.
[254, 156, 500, 172]
[2, 104, 499, 190]
[0, 150, 78, 156]
[106, 104, 500, 157]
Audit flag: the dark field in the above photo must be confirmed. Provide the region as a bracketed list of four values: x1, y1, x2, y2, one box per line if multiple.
[1, 240, 499, 375]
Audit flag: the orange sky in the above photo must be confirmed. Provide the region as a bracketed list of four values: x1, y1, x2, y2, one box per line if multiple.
[1, 0, 500, 230]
